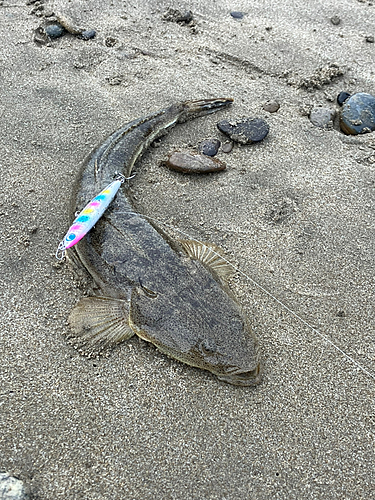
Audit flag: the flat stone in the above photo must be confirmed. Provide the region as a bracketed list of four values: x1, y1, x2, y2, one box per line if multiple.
[163, 151, 226, 173]
[230, 11, 245, 19]
[340, 92, 375, 134]
[217, 117, 269, 144]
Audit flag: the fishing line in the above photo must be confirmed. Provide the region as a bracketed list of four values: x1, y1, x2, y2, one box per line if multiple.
[114, 208, 375, 382]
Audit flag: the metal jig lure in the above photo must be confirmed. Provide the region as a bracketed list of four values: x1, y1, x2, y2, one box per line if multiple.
[56, 173, 127, 260]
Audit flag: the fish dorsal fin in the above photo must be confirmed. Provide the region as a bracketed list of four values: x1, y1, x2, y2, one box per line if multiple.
[179, 239, 235, 281]
[68, 296, 134, 357]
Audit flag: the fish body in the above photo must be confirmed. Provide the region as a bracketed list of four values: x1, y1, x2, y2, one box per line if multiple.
[68, 98, 262, 386]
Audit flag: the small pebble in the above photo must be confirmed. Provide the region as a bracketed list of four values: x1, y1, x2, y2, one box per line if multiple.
[79, 29, 96, 40]
[263, 100, 280, 113]
[221, 141, 233, 153]
[198, 138, 221, 157]
[33, 27, 48, 45]
[105, 36, 117, 47]
[365, 35, 374, 43]
[106, 76, 122, 86]
[340, 92, 375, 134]
[45, 24, 65, 38]
[330, 15, 341, 25]
[164, 151, 226, 173]
[217, 117, 269, 144]
[309, 107, 336, 128]
[337, 91, 351, 106]
[0, 473, 30, 500]
[230, 11, 245, 19]
[162, 8, 193, 24]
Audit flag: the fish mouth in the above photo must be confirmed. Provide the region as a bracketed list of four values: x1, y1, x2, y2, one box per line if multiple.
[216, 362, 262, 387]
[180, 98, 234, 120]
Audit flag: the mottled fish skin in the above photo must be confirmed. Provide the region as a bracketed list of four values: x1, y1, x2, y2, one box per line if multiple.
[68, 98, 262, 386]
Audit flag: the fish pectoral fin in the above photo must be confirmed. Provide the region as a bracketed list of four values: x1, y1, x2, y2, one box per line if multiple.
[178, 239, 235, 281]
[68, 296, 134, 357]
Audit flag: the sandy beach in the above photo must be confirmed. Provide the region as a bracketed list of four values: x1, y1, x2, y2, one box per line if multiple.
[1, 0, 375, 498]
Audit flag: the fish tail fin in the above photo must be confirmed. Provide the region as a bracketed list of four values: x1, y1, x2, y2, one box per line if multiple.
[67, 296, 134, 357]
[178, 98, 233, 122]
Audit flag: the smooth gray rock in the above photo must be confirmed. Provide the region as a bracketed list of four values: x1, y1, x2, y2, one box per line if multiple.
[0, 474, 29, 500]
[309, 107, 336, 128]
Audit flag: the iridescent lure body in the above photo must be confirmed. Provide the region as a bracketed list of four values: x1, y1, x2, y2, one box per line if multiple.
[56, 173, 125, 259]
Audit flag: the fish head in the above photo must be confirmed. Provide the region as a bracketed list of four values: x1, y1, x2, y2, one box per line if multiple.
[193, 315, 262, 387]
[129, 284, 262, 386]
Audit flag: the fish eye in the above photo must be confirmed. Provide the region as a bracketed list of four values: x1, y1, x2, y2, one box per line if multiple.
[138, 278, 158, 298]
[199, 339, 217, 355]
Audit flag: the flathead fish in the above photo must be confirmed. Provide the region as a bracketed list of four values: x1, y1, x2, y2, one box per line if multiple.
[67, 98, 262, 386]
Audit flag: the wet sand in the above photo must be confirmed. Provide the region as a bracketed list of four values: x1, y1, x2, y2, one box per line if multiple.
[1, 0, 375, 498]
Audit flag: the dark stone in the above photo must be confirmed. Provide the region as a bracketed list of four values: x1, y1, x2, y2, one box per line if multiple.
[337, 91, 351, 106]
[230, 11, 244, 19]
[45, 24, 65, 38]
[217, 117, 269, 144]
[197, 138, 221, 156]
[340, 92, 375, 134]
[366, 35, 374, 43]
[79, 29, 96, 40]
[163, 151, 226, 173]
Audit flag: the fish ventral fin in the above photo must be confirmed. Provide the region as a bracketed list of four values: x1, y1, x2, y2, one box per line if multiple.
[68, 296, 134, 357]
[179, 239, 235, 281]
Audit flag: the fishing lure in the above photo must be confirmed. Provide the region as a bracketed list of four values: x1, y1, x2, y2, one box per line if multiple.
[56, 173, 126, 260]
